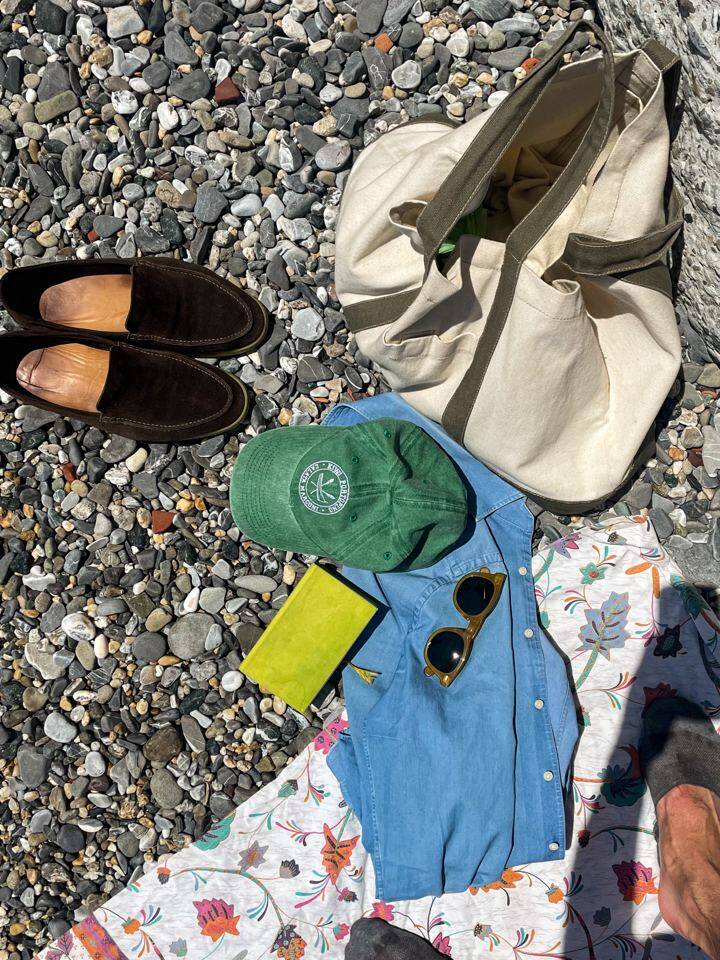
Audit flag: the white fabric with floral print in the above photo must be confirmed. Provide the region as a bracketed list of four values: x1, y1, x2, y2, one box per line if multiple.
[37, 516, 720, 960]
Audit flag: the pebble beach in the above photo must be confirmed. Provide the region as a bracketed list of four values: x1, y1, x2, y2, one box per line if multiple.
[0, 0, 714, 956]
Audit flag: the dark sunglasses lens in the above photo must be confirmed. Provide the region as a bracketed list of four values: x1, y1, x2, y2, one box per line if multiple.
[456, 576, 494, 617]
[426, 631, 465, 675]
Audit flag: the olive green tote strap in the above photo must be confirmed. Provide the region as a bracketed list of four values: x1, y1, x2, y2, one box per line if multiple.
[641, 38, 681, 122]
[558, 38, 682, 283]
[343, 288, 421, 332]
[417, 20, 613, 265]
[440, 22, 616, 444]
[560, 184, 683, 277]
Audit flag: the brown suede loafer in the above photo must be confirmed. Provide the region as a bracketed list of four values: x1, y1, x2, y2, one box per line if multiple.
[0, 257, 270, 358]
[0, 331, 250, 443]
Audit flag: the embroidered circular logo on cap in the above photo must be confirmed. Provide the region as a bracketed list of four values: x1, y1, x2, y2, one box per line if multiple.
[297, 461, 350, 515]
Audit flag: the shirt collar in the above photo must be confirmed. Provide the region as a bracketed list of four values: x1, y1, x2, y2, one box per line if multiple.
[323, 393, 525, 521]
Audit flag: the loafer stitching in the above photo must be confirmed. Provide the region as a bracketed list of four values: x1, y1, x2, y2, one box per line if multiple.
[101, 351, 238, 429]
[131, 264, 256, 345]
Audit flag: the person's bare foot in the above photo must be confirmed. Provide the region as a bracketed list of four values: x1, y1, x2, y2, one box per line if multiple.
[657, 783, 720, 958]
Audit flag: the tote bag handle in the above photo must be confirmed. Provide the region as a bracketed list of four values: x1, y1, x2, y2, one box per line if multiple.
[417, 20, 615, 265]
[438, 21, 617, 444]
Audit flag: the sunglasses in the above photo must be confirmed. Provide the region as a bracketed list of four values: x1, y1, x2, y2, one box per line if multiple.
[423, 568, 506, 687]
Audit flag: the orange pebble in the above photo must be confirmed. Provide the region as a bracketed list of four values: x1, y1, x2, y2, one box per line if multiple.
[521, 57, 540, 72]
[151, 509, 175, 534]
[374, 32, 393, 53]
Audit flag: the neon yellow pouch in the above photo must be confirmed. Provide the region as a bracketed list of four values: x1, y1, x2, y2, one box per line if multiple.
[239, 564, 378, 712]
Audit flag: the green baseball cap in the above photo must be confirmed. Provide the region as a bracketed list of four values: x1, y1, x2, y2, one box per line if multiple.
[230, 418, 468, 572]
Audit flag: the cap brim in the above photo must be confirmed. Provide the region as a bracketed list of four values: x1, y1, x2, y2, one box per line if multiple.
[230, 427, 325, 553]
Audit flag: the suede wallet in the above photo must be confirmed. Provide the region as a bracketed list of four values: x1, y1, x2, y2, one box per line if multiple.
[239, 565, 378, 712]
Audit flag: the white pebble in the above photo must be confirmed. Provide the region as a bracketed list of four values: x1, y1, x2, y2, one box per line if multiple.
[221, 670, 244, 692]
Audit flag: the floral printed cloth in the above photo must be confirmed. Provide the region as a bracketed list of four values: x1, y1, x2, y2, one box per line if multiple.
[38, 515, 720, 960]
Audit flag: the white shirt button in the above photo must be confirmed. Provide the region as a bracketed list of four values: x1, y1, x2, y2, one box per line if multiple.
[534, 698, 545, 710]
[518, 566, 528, 576]
[524, 628, 534, 638]
[543, 770, 554, 781]
[548, 841, 560, 852]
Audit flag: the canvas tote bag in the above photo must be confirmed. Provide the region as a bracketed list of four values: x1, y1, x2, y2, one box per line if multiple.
[335, 20, 683, 507]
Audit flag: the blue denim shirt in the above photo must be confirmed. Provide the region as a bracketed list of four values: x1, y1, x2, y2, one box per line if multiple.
[325, 393, 578, 901]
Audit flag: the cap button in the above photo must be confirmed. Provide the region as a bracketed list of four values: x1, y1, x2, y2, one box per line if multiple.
[384, 551, 392, 560]
[351, 455, 359, 464]
[350, 514, 357, 522]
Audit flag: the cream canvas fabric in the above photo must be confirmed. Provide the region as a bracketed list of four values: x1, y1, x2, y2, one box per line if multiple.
[335, 22, 683, 508]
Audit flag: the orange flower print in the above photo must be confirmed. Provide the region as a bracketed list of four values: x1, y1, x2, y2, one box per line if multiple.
[123, 919, 141, 936]
[321, 824, 359, 883]
[612, 860, 659, 904]
[156, 866, 171, 884]
[481, 868, 523, 892]
[546, 884, 564, 903]
[194, 898, 240, 941]
[625, 557, 662, 598]
[272, 923, 306, 959]
[369, 901, 395, 921]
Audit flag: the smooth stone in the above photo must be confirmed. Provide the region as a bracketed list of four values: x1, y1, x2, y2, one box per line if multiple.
[383, 0, 415, 24]
[157, 102, 179, 131]
[34, 91, 78, 123]
[180, 715, 205, 752]
[150, 768, 183, 808]
[132, 632, 167, 662]
[199, 587, 226, 614]
[34, 0, 66, 34]
[16, 746, 50, 788]
[168, 70, 211, 102]
[699, 363, 720, 388]
[111, 90, 139, 114]
[143, 726, 183, 763]
[487, 46, 531, 70]
[234, 575, 277, 594]
[164, 31, 198, 66]
[106, 5, 145, 38]
[191, 1, 225, 31]
[356, 0, 387, 34]
[702, 426, 720, 475]
[468, 0, 512, 18]
[61, 612, 96, 642]
[648, 508, 674, 541]
[231, 194, 262, 217]
[291, 307, 324, 340]
[391, 60, 422, 90]
[493, 16, 540, 35]
[57, 824, 85, 854]
[315, 140, 351, 171]
[168, 612, 214, 659]
[194, 183, 228, 223]
[84, 751, 106, 777]
[44, 712, 78, 744]
[221, 670, 244, 692]
[447, 29, 471, 57]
